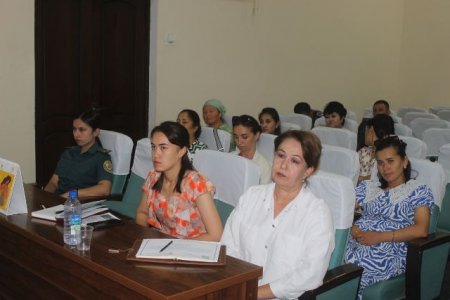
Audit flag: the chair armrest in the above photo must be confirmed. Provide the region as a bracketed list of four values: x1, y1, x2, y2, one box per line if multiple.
[406, 232, 450, 300]
[298, 263, 363, 300]
[407, 232, 450, 251]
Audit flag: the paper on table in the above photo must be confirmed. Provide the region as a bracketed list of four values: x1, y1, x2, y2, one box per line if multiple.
[82, 212, 120, 224]
[31, 200, 107, 222]
[135, 239, 222, 263]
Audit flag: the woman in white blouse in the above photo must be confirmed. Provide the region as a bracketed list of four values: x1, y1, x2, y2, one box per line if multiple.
[221, 130, 335, 299]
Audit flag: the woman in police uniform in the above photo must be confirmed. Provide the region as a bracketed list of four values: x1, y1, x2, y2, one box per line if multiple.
[44, 109, 113, 198]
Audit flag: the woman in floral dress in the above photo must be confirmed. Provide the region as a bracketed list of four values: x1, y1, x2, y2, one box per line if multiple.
[136, 121, 223, 241]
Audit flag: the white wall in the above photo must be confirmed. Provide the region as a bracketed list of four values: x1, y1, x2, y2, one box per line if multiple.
[398, 0, 450, 108]
[0, 0, 35, 182]
[153, 0, 404, 123]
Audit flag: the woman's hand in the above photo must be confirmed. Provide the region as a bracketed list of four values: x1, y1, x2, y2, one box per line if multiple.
[352, 225, 387, 246]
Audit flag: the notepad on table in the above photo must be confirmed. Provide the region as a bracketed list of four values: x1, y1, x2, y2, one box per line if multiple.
[127, 239, 226, 266]
[31, 200, 108, 222]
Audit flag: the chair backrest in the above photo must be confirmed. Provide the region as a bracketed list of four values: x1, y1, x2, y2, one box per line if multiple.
[422, 128, 450, 158]
[256, 133, 277, 164]
[403, 112, 439, 128]
[198, 127, 231, 152]
[394, 122, 413, 137]
[438, 143, 450, 183]
[105, 138, 153, 218]
[347, 111, 357, 121]
[192, 150, 261, 224]
[397, 107, 428, 119]
[279, 113, 312, 130]
[98, 129, 134, 194]
[309, 171, 355, 269]
[320, 144, 359, 186]
[436, 109, 450, 122]
[280, 121, 301, 133]
[430, 106, 450, 115]
[398, 135, 427, 159]
[409, 157, 447, 210]
[409, 118, 448, 139]
[312, 127, 357, 151]
[437, 144, 450, 232]
[314, 117, 358, 133]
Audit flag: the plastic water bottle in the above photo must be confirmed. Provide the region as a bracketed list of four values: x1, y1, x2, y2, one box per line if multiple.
[63, 190, 81, 245]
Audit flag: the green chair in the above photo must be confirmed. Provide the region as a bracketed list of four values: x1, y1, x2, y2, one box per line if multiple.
[310, 171, 355, 269]
[98, 129, 133, 195]
[192, 150, 261, 226]
[363, 157, 448, 299]
[298, 171, 361, 300]
[105, 138, 152, 218]
[437, 143, 450, 232]
[298, 263, 363, 300]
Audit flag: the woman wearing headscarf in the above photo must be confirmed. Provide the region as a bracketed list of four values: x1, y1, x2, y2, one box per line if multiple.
[202, 98, 235, 151]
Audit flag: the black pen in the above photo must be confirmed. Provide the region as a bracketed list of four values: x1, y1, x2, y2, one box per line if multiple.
[159, 240, 173, 253]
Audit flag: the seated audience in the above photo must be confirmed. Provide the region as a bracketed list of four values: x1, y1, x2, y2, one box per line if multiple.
[177, 109, 207, 156]
[358, 114, 395, 182]
[258, 107, 281, 136]
[294, 101, 322, 126]
[136, 121, 223, 241]
[323, 101, 347, 129]
[221, 130, 335, 299]
[357, 99, 392, 150]
[232, 115, 272, 184]
[202, 98, 235, 150]
[345, 136, 434, 299]
[44, 109, 113, 198]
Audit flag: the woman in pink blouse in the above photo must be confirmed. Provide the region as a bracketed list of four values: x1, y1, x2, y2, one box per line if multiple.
[136, 121, 223, 241]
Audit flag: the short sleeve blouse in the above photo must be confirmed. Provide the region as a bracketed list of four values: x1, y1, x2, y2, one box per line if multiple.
[142, 170, 215, 238]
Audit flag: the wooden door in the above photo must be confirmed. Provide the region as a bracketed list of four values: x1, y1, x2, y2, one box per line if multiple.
[35, 0, 150, 185]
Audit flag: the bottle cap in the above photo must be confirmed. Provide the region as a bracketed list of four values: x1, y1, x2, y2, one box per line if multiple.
[68, 190, 78, 199]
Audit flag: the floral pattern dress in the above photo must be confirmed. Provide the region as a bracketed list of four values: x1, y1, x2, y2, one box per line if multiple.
[357, 145, 375, 178]
[142, 170, 215, 239]
[344, 180, 434, 299]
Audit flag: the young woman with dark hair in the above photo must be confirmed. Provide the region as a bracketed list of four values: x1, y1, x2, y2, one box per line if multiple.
[345, 136, 434, 299]
[232, 115, 272, 184]
[44, 109, 113, 198]
[177, 109, 207, 155]
[358, 114, 395, 182]
[323, 101, 347, 128]
[258, 107, 281, 136]
[136, 121, 222, 241]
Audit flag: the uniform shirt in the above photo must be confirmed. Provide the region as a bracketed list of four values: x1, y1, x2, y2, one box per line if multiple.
[221, 183, 335, 299]
[55, 142, 113, 194]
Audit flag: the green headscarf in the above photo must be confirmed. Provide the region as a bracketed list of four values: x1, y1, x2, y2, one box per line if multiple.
[203, 98, 226, 116]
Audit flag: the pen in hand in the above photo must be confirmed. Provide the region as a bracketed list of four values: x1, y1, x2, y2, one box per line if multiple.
[159, 240, 173, 253]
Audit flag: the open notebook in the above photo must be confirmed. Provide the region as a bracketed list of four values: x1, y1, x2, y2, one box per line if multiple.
[127, 239, 226, 266]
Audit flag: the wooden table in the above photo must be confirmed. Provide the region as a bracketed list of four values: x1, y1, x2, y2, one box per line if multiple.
[0, 185, 262, 299]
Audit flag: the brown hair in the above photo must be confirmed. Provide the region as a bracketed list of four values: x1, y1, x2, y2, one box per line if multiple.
[274, 130, 322, 170]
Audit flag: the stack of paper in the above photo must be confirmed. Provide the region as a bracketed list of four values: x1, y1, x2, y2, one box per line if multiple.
[31, 200, 108, 222]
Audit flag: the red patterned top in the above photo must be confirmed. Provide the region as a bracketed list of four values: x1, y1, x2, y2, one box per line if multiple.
[142, 170, 215, 238]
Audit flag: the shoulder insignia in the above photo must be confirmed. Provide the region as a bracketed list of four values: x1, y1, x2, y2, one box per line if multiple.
[103, 160, 113, 173]
[98, 147, 111, 153]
